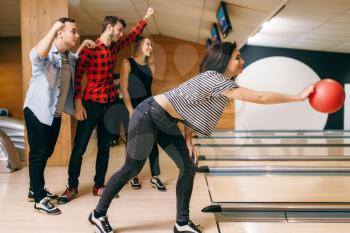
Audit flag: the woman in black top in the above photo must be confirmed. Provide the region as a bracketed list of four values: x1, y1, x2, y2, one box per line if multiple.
[119, 36, 166, 191]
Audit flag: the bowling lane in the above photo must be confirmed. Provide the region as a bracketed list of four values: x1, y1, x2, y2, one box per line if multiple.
[197, 146, 349, 157]
[204, 130, 350, 138]
[194, 137, 350, 145]
[199, 160, 350, 167]
[206, 173, 350, 203]
[218, 222, 350, 233]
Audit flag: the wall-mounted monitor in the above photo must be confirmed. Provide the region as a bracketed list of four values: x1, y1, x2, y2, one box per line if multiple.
[205, 38, 212, 48]
[216, 1, 232, 38]
[210, 23, 221, 43]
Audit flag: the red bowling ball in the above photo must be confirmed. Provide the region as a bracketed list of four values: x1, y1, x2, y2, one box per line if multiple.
[309, 79, 345, 113]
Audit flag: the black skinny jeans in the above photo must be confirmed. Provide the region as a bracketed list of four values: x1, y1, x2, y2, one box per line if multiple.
[113, 98, 161, 176]
[95, 97, 197, 222]
[68, 100, 114, 188]
[24, 107, 61, 202]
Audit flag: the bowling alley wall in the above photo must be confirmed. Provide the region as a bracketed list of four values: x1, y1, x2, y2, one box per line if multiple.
[237, 45, 350, 130]
[1, 36, 349, 131]
[0, 37, 23, 119]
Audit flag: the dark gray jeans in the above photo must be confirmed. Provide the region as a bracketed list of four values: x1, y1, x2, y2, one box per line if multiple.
[95, 97, 197, 222]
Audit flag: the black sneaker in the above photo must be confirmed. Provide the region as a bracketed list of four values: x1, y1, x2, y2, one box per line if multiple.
[88, 212, 114, 233]
[173, 221, 202, 233]
[150, 177, 167, 192]
[34, 197, 61, 215]
[130, 177, 141, 189]
[28, 188, 59, 202]
[109, 139, 118, 147]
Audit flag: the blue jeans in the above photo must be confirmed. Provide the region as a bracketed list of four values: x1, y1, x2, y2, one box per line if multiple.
[95, 97, 197, 222]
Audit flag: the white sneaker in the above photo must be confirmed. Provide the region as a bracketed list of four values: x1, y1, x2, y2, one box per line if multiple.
[88, 212, 114, 233]
[130, 177, 141, 189]
[173, 221, 202, 233]
[34, 197, 61, 215]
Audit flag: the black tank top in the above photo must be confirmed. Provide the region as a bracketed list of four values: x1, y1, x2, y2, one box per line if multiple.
[127, 57, 153, 108]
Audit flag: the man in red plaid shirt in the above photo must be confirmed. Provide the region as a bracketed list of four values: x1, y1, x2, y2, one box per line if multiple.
[58, 8, 154, 204]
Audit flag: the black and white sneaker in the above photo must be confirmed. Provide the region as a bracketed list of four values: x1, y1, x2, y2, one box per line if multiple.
[150, 177, 167, 192]
[173, 221, 202, 233]
[130, 177, 141, 189]
[88, 212, 114, 233]
[28, 188, 59, 202]
[34, 197, 61, 215]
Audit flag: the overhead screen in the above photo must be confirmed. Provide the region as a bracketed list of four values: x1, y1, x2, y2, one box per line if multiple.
[216, 1, 232, 38]
[210, 23, 221, 43]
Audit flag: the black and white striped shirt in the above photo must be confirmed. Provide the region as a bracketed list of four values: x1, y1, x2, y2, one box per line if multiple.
[164, 71, 239, 136]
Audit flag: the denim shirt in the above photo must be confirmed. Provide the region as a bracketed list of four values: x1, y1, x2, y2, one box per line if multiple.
[23, 44, 77, 126]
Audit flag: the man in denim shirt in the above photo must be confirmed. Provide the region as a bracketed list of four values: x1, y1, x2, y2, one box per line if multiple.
[23, 17, 94, 215]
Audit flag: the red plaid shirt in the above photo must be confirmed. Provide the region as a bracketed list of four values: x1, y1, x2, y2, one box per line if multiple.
[74, 20, 147, 103]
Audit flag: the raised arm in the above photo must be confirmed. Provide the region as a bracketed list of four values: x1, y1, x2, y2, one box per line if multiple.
[35, 21, 64, 58]
[222, 85, 314, 104]
[115, 8, 154, 51]
[143, 7, 155, 21]
[120, 59, 134, 117]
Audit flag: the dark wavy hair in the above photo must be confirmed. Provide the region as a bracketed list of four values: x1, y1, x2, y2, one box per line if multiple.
[200, 42, 237, 73]
[101, 16, 126, 32]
